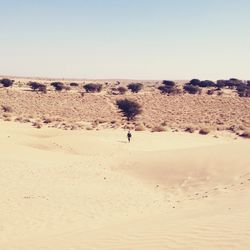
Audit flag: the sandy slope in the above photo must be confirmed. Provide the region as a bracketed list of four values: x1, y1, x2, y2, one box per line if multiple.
[0, 121, 250, 250]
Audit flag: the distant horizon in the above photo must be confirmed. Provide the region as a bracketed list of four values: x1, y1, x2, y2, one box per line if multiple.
[1, 74, 249, 82]
[1, 0, 250, 80]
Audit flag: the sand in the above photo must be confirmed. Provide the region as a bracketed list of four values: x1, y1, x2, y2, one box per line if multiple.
[0, 121, 250, 249]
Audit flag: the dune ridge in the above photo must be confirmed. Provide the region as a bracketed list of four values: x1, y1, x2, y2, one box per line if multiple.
[0, 121, 250, 249]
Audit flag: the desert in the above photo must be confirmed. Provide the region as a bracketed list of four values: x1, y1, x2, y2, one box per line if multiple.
[0, 77, 250, 249]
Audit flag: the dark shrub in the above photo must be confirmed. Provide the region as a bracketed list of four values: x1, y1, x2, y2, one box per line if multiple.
[223, 78, 243, 89]
[185, 126, 195, 133]
[158, 85, 181, 95]
[117, 86, 127, 94]
[187, 79, 215, 88]
[2, 105, 13, 112]
[162, 80, 175, 87]
[51, 82, 64, 91]
[28, 81, 40, 90]
[70, 82, 79, 87]
[199, 80, 216, 87]
[28, 82, 47, 93]
[116, 99, 142, 120]
[199, 128, 210, 135]
[207, 89, 214, 95]
[83, 83, 102, 93]
[236, 83, 250, 97]
[37, 84, 47, 93]
[240, 130, 250, 138]
[0, 78, 14, 87]
[229, 78, 243, 86]
[190, 79, 201, 86]
[216, 80, 227, 89]
[183, 83, 201, 94]
[127, 83, 143, 93]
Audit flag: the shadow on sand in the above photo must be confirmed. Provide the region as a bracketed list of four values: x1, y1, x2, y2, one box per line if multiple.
[117, 140, 128, 144]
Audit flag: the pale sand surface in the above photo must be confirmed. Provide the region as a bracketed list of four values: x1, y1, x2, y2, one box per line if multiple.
[0, 121, 250, 249]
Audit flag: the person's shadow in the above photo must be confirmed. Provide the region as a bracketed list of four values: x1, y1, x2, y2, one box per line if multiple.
[117, 140, 128, 144]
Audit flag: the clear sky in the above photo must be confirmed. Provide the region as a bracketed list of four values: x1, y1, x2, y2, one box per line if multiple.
[0, 0, 250, 80]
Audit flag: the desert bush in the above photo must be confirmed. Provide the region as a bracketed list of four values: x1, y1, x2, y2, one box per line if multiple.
[43, 117, 53, 124]
[190, 79, 201, 86]
[236, 83, 250, 97]
[51, 82, 64, 91]
[199, 128, 210, 135]
[185, 126, 195, 133]
[28, 82, 47, 93]
[159, 80, 181, 94]
[216, 80, 227, 89]
[70, 82, 79, 87]
[83, 83, 102, 93]
[162, 80, 175, 87]
[219, 78, 243, 89]
[189, 79, 215, 88]
[28, 81, 40, 91]
[116, 99, 142, 120]
[0, 78, 14, 87]
[127, 83, 143, 93]
[38, 84, 47, 93]
[240, 130, 250, 138]
[117, 86, 127, 94]
[207, 89, 214, 95]
[2, 105, 13, 112]
[199, 80, 216, 88]
[183, 84, 201, 94]
[228, 78, 243, 87]
[158, 84, 181, 95]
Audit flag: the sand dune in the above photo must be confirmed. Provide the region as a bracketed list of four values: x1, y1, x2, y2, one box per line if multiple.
[0, 121, 250, 249]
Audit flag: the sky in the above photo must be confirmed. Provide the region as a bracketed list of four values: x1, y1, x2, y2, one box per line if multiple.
[0, 0, 250, 80]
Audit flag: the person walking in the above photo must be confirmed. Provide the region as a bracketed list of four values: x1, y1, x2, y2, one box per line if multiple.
[127, 130, 132, 143]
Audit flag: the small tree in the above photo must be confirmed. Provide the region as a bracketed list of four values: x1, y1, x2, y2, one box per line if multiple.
[127, 83, 143, 93]
[183, 83, 201, 94]
[162, 80, 175, 87]
[216, 80, 227, 89]
[0, 78, 14, 87]
[116, 99, 142, 120]
[28, 82, 47, 93]
[236, 83, 250, 97]
[199, 80, 216, 87]
[83, 83, 102, 93]
[51, 82, 64, 91]
[190, 79, 201, 86]
[28, 81, 39, 90]
[158, 84, 181, 95]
